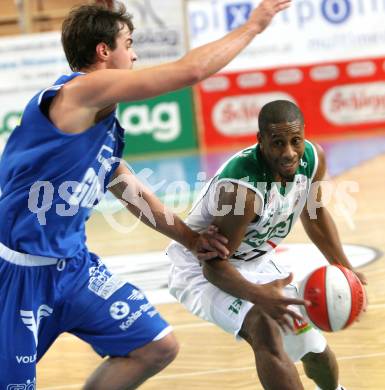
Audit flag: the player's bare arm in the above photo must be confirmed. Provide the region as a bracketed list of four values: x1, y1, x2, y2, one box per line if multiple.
[49, 0, 291, 134]
[77, 0, 291, 106]
[300, 143, 367, 284]
[202, 183, 308, 330]
[108, 162, 229, 261]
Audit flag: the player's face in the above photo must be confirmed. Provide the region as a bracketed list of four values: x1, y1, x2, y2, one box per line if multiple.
[107, 24, 137, 70]
[259, 120, 305, 181]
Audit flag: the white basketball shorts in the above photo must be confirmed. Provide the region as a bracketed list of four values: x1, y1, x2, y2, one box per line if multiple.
[168, 243, 326, 362]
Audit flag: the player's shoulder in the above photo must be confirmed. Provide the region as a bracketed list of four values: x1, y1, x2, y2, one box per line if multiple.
[309, 141, 326, 165]
[298, 140, 321, 179]
[218, 144, 265, 183]
[304, 140, 326, 181]
[33, 72, 84, 105]
[303, 139, 317, 158]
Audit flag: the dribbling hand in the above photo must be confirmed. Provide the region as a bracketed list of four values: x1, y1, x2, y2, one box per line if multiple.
[353, 270, 367, 285]
[254, 273, 310, 332]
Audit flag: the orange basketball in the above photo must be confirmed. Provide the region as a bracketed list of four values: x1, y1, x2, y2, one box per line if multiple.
[299, 265, 367, 332]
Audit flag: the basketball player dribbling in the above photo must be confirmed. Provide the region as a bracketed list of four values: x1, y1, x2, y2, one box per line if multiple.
[168, 100, 367, 390]
[0, 1, 292, 389]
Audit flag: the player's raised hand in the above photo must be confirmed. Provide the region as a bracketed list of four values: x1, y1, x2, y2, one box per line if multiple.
[253, 273, 310, 332]
[249, 0, 291, 33]
[192, 225, 229, 261]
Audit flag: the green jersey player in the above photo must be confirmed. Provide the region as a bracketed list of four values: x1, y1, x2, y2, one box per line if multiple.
[168, 100, 367, 390]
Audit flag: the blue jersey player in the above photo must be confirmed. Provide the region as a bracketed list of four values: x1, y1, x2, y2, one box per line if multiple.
[0, 1, 292, 389]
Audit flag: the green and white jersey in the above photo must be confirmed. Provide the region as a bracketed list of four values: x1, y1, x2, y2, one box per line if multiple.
[181, 140, 318, 265]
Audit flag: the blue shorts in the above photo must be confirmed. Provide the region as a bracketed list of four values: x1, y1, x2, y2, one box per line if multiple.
[0, 243, 171, 388]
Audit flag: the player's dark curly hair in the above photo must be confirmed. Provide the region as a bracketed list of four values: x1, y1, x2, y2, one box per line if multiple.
[258, 100, 304, 135]
[62, 2, 134, 71]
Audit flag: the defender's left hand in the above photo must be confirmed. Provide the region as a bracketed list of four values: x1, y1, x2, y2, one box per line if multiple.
[193, 225, 229, 261]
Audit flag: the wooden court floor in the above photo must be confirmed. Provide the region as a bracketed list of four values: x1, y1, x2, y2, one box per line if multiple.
[37, 151, 385, 390]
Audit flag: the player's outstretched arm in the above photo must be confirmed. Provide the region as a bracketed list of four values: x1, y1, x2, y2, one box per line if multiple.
[72, 0, 291, 109]
[107, 162, 229, 260]
[301, 144, 367, 284]
[201, 182, 308, 331]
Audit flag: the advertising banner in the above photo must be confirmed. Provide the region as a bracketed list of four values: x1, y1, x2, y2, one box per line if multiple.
[0, 0, 195, 157]
[196, 57, 385, 149]
[122, 0, 187, 67]
[118, 88, 198, 156]
[188, 0, 385, 71]
[0, 32, 69, 150]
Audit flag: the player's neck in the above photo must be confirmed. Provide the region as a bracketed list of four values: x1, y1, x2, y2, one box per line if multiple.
[79, 62, 105, 73]
[274, 174, 290, 186]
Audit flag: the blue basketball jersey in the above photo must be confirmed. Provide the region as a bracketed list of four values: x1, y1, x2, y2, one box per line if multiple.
[0, 72, 125, 258]
[0, 73, 172, 387]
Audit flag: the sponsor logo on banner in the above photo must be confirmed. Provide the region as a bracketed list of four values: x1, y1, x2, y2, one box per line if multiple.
[225, 3, 252, 30]
[0, 32, 68, 153]
[273, 68, 303, 85]
[118, 88, 197, 156]
[0, 1, 186, 154]
[120, 102, 181, 142]
[321, 0, 351, 24]
[201, 76, 230, 92]
[236, 72, 266, 89]
[0, 111, 21, 152]
[188, 0, 385, 70]
[122, 0, 186, 65]
[310, 65, 339, 81]
[212, 92, 296, 136]
[322, 82, 385, 125]
[346, 61, 376, 77]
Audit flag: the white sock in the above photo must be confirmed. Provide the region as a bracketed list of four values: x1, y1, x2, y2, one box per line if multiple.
[315, 386, 344, 390]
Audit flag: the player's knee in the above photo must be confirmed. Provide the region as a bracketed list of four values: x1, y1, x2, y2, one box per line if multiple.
[302, 350, 320, 368]
[302, 345, 338, 388]
[303, 345, 337, 369]
[302, 351, 320, 379]
[153, 333, 179, 368]
[241, 307, 283, 356]
[302, 345, 334, 366]
[139, 333, 179, 372]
